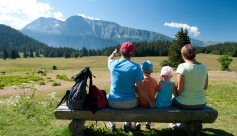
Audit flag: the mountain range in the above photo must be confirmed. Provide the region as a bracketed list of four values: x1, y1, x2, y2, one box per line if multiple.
[20, 15, 233, 50]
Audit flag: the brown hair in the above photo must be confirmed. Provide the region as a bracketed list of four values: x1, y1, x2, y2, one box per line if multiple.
[181, 44, 196, 60]
[143, 70, 152, 74]
[121, 49, 133, 58]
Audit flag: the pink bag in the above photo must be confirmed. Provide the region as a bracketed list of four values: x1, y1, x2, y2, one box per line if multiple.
[91, 85, 107, 109]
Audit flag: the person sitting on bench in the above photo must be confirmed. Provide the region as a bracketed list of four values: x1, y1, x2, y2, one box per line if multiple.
[107, 42, 156, 131]
[171, 44, 209, 128]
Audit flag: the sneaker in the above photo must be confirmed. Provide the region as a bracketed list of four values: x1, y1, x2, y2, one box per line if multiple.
[124, 122, 136, 132]
[107, 122, 116, 132]
[146, 124, 151, 129]
[176, 123, 184, 128]
[135, 122, 141, 130]
[169, 123, 177, 129]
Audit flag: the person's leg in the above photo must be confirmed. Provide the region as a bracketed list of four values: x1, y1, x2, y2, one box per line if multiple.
[135, 122, 141, 130]
[107, 121, 116, 132]
[108, 98, 138, 109]
[172, 97, 206, 110]
[108, 98, 138, 131]
[171, 97, 206, 129]
[146, 122, 151, 129]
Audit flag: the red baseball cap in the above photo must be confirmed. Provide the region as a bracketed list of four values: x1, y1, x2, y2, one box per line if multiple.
[120, 42, 135, 54]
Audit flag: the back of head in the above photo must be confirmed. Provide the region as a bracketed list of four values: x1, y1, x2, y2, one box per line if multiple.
[181, 44, 196, 60]
[120, 42, 135, 58]
[141, 61, 153, 74]
[160, 66, 173, 77]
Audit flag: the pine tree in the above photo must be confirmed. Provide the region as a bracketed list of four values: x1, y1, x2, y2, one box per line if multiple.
[29, 48, 34, 57]
[16, 51, 20, 58]
[2, 48, 8, 60]
[64, 51, 71, 58]
[232, 49, 237, 57]
[9, 49, 17, 59]
[23, 51, 27, 58]
[35, 50, 40, 57]
[168, 28, 191, 67]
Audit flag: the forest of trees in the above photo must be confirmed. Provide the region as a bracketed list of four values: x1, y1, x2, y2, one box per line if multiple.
[32, 40, 172, 58]
[0, 24, 48, 52]
[197, 42, 237, 57]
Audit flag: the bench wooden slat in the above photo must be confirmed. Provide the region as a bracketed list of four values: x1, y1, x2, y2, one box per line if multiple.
[54, 104, 218, 123]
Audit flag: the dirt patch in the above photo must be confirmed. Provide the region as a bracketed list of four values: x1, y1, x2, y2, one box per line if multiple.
[0, 71, 236, 97]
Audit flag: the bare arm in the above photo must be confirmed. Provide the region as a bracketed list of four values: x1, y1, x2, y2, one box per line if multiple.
[204, 74, 208, 90]
[177, 73, 184, 93]
[108, 49, 118, 62]
[136, 81, 156, 108]
[171, 83, 178, 97]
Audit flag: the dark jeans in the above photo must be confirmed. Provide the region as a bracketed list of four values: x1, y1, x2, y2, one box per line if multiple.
[172, 97, 206, 110]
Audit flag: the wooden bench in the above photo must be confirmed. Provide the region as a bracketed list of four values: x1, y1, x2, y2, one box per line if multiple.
[54, 104, 218, 136]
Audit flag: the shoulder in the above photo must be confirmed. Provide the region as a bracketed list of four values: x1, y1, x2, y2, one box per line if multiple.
[109, 59, 117, 64]
[177, 63, 186, 69]
[159, 80, 165, 88]
[150, 76, 157, 81]
[200, 63, 207, 69]
[130, 61, 141, 68]
[171, 82, 176, 87]
[200, 63, 208, 74]
[176, 63, 186, 74]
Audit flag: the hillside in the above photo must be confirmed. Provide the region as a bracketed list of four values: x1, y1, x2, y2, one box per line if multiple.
[21, 16, 173, 49]
[0, 24, 48, 52]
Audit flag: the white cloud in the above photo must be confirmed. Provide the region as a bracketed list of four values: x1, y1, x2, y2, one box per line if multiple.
[77, 14, 100, 20]
[0, 0, 65, 29]
[0, 15, 30, 29]
[164, 22, 201, 37]
[53, 12, 65, 21]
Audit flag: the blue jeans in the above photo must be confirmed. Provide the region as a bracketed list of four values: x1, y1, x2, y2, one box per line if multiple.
[172, 97, 206, 110]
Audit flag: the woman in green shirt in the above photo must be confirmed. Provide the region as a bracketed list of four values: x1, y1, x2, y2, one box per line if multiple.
[172, 44, 208, 110]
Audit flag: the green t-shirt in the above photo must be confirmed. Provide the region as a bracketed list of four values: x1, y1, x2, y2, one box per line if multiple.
[176, 63, 208, 105]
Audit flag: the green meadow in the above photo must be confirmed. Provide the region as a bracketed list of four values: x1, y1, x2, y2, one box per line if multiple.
[0, 54, 236, 136]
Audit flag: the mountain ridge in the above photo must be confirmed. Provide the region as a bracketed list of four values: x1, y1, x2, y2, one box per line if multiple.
[21, 15, 235, 49]
[21, 15, 174, 49]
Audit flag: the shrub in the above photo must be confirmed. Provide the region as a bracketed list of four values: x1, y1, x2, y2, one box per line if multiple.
[39, 82, 45, 85]
[160, 60, 173, 67]
[46, 77, 51, 79]
[56, 74, 74, 81]
[217, 55, 233, 71]
[47, 80, 54, 82]
[41, 72, 46, 76]
[52, 83, 61, 86]
[52, 65, 57, 70]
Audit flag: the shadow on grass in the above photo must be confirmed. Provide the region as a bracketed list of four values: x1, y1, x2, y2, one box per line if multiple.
[83, 126, 188, 136]
[200, 128, 234, 136]
[57, 126, 234, 136]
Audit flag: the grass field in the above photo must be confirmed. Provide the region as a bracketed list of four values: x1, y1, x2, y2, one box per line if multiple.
[0, 54, 236, 136]
[0, 53, 237, 71]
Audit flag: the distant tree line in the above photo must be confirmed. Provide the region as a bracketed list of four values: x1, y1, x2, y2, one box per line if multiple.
[197, 42, 237, 57]
[1, 40, 173, 59]
[39, 40, 172, 58]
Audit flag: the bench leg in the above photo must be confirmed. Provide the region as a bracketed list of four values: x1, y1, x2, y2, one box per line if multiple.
[183, 121, 202, 136]
[68, 119, 86, 136]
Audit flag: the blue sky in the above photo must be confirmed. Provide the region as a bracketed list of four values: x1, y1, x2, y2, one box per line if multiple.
[0, 0, 236, 42]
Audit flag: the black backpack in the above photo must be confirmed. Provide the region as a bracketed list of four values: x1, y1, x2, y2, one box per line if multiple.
[57, 67, 98, 113]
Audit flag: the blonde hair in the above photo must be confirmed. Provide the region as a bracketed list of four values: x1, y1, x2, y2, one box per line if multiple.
[181, 44, 196, 60]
